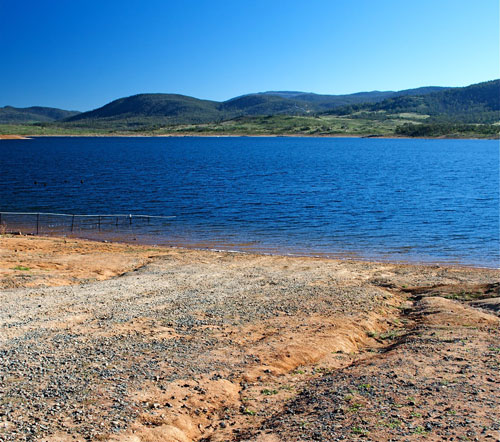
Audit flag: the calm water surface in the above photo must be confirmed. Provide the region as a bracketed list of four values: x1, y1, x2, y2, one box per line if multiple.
[1, 136, 498, 267]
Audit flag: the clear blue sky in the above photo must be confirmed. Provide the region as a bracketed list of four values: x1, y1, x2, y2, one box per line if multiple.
[1, 0, 498, 111]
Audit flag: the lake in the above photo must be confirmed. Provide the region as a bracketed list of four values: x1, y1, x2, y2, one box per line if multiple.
[0, 136, 498, 268]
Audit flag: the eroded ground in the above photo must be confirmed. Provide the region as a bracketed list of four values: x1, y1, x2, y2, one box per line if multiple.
[0, 235, 498, 442]
[0, 236, 163, 288]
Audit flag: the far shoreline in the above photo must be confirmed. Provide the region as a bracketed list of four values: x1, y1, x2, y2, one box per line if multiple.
[1, 133, 497, 141]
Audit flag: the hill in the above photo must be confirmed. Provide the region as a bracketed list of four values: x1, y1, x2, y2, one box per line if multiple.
[67, 93, 221, 125]
[330, 80, 500, 124]
[0, 106, 80, 124]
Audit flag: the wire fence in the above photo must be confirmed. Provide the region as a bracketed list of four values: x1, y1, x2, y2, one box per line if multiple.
[0, 211, 176, 241]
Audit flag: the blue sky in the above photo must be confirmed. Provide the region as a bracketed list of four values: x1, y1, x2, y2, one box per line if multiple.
[0, 0, 498, 111]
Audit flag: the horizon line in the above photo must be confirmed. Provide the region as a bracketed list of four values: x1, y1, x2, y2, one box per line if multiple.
[1, 78, 497, 112]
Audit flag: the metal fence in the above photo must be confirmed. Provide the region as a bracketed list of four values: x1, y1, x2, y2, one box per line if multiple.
[0, 211, 176, 240]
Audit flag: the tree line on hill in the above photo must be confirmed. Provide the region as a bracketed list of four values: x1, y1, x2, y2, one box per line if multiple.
[327, 80, 499, 124]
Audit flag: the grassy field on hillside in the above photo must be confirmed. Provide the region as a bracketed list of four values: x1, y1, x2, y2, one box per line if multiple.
[0, 112, 498, 138]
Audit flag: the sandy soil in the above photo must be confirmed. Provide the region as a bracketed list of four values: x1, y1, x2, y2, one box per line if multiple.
[0, 235, 164, 289]
[0, 135, 31, 140]
[0, 235, 498, 441]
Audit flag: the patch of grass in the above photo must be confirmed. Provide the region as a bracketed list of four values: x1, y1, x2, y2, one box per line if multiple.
[242, 407, 256, 416]
[412, 426, 428, 435]
[407, 396, 416, 405]
[387, 419, 401, 429]
[379, 330, 399, 340]
[348, 403, 363, 412]
[351, 426, 369, 435]
[12, 265, 30, 271]
[261, 389, 278, 396]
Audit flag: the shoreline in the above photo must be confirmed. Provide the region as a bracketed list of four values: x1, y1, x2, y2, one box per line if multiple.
[1, 133, 497, 140]
[5, 231, 498, 271]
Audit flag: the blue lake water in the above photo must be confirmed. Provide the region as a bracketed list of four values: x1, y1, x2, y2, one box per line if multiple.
[0, 136, 498, 268]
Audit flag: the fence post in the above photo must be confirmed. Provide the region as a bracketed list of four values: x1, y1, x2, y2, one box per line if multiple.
[98, 216, 101, 231]
[36, 213, 40, 235]
[129, 214, 132, 225]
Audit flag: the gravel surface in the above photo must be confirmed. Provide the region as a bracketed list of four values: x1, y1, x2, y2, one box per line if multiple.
[0, 237, 498, 441]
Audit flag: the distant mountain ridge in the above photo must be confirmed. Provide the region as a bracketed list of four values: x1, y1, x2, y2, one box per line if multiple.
[0, 106, 80, 124]
[251, 86, 449, 110]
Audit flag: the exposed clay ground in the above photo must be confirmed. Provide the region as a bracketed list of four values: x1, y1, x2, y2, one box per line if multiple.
[0, 235, 498, 442]
[0, 236, 164, 289]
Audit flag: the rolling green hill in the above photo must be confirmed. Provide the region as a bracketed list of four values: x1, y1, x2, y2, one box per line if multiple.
[329, 80, 500, 124]
[0, 106, 80, 124]
[67, 93, 221, 124]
